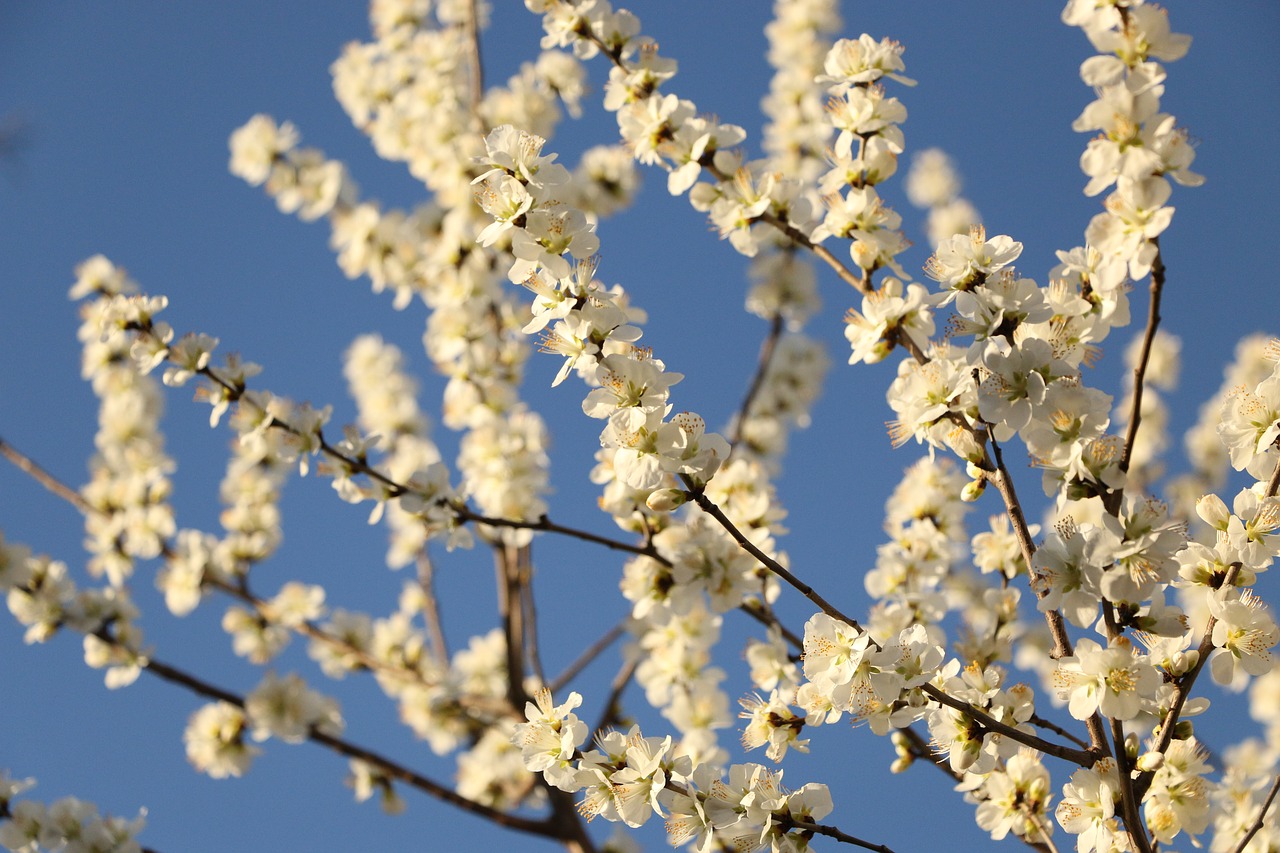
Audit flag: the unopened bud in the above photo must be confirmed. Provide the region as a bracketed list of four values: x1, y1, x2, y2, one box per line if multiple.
[1195, 494, 1230, 531]
[645, 488, 687, 513]
[961, 479, 985, 502]
[1135, 751, 1164, 772]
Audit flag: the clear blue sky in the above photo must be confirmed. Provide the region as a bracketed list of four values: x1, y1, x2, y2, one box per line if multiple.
[2, 2, 1278, 851]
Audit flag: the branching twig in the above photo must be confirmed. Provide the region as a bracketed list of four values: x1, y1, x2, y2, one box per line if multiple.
[920, 684, 1098, 767]
[739, 598, 803, 653]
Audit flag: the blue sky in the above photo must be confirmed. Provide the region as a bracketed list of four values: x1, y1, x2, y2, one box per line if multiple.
[2, 2, 1279, 851]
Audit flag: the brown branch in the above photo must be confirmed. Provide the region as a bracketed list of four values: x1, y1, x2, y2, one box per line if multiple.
[1119, 238, 1164, 475]
[984, 428, 1110, 756]
[136, 655, 558, 837]
[549, 619, 627, 693]
[1267, 453, 1280, 498]
[919, 683, 1097, 767]
[0, 435, 93, 515]
[739, 599, 803, 652]
[495, 544, 531, 710]
[463, 0, 485, 118]
[592, 654, 639, 735]
[728, 312, 785, 452]
[517, 544, 547, 688]
[1234, 773, 1280, 853]
[1138, 560, 1243, 797]
[415, 551, 450, 666]
[453, 506, 658, 559]
[1030, 713, 1092, 750]
[686, 487, 864, 631]
[1109, 715, 1153, 853]
[785, 817, 898, 853]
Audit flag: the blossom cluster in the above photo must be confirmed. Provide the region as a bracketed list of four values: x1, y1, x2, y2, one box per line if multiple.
[0, 771, 145, 853]
[513, 689, 834, 852]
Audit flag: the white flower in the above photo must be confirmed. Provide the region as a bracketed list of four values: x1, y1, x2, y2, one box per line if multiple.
[1208, 588, 1278, 685]
[184, 701, 258, 778]
[229, 114, 298, 185]
[244, 672, 343, 743]
[1052, 636, 1158, 721]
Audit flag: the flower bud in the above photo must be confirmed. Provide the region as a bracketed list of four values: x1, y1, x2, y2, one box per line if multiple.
[961, 479, 985, 502]
[645, 488, 687, 512]
[1135, 751, 1164, 772]
[1196, 494, 1230, 531]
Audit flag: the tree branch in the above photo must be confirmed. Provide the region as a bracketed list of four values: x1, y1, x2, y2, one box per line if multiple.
[136, 655, 559, 837]
[1119, 238, 1164, 475]
[728, 312, 785, 452]
[686, 487, 865, 632]
[1233, 773, 1280, 853]
[549, 618, 628, 693]
[0, 435, 92, 515]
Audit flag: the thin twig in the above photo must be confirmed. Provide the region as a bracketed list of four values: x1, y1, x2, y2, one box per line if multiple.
[517, 544, 547, 688]
[0, 436, 514, 721]
[1025, 809, 1061, 853]
[592, 655, 639, 735]
[985, 428, 1110, 757]
[728, 312, 785, 452]
[739, 599, 803, 652]
[1138, 561, 1243, 797]
[1030, 713, 1092, 750]
[0, 435, 92, 515]
[455, 507, 659, 559]
[920, 683, 1097, 767]
[1119, 238, 1164, 475]
[691, 480, 1097, 765]
[1234, 773, 1280, 853]
[549, 619, 627, 693]
[1137, 449, 1274, 789]
[136, 655, 558, 836]
[415, 551, 450, 666]
[463, 0, 485, 117]
[786, 817, 897, 853]
[687, 487, 865, 631]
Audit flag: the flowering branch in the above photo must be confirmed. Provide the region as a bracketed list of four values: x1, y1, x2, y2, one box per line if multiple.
[134, 652, 560, 837]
